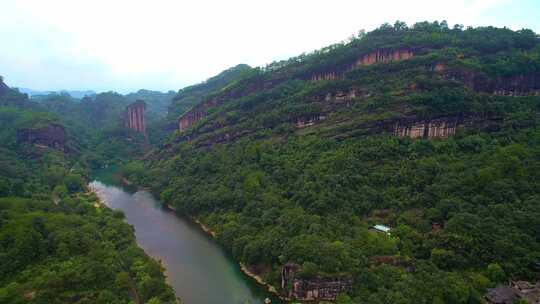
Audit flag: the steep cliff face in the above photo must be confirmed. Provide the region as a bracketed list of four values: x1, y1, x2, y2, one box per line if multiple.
[355, 48, 414, 66]
[311, 71, 339, 82]
[178, 100, 215, 131]
[391, 114, 505, 140]
[16, 123, 67, 151]
[281, 264, 353, 302]
[177, 48, 415, 133]
[124, 100, 147, 133]
[310, 48, 415, 82]
[438, 67, 540, 96]
[393, 117, 460, 139]
[296, 115, 327, 128]
[177, 77, 267, 132]
[490, 74, 540, 96]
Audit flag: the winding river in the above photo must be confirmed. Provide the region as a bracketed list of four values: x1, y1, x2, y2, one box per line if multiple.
[90, 170, 279, 304]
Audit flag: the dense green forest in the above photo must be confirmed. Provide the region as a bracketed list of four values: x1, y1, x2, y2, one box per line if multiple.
[124, 22, 540, 303]
[0, 84, 177, 303]
[2, 20, 540, 304]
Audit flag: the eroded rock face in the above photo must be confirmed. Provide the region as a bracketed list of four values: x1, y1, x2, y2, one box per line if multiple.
[296, 115, 327, 128]
[124, 100, 147, 133]
[356, 48, 414, 66]
[178, 103, 210, 131]
[393, 117, 459, 139]
[281, 264, 353, 302]
[311, 48, 415, 82]
[436, 66, 540, 96]
[177, 78, 266, 132]
[16, 123, 67, 151]
[311, 72, 339, 82]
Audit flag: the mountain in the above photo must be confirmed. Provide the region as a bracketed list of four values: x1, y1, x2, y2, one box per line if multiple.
[126, 22, 540, 303]
[18, 88, 96, 99]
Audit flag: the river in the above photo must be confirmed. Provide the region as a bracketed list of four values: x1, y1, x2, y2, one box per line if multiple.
[89, 170, 279, 304]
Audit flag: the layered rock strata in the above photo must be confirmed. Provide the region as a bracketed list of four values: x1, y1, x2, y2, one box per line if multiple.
[124, 100, 147, 133]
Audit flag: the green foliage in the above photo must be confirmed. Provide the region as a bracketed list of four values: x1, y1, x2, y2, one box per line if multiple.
[168, 64, 253, 120]
[0, 85, 177, 303]
[131, 22, 540, 303]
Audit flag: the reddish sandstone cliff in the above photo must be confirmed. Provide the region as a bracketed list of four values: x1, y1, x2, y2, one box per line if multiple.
[393, 118, 459, 139]
[310, 48, 415, 82]
[355, 48, 414, 66]
[124, 100, 147, 133]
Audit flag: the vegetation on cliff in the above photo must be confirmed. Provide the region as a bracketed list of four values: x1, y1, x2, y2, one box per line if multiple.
[126, 22, 540, 303]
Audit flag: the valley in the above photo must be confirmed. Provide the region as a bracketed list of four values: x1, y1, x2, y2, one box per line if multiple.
[1, 20, 540, 304]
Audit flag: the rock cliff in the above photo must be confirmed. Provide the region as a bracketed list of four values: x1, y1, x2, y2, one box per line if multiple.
[355, 48, 414, 66]
[296, 115, 327, 128]
[177, 77, 267, 132]
[281, 264, 353, 302]
[16, 123, 67, 151]
[310, 48, 415, 82]
[393, 117, 460, 139]
[178, 48, 415, 133]
[124, 100, 147, 133]
[437, 66, 540, 96]
[178, 99, 215, 131]
[391, 114, 504, 140]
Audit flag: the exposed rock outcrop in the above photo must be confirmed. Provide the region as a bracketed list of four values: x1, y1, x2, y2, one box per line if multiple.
[393, 117, 459, 139]
[281, 264, 353, 302]
[392, 113, 505, 140]
[310, 48, 415, 82]
[355, 48, 414, 66]
[296, 115, 327, 128]
[489, 74, 540, 96]
[124, 100, 146, 133]
[16, 123, 67, 151]
[178, 101, 213, 131]
[435, 66, 540, 96]
[177, 78, 267, 132]
[311, 72, 339, 82]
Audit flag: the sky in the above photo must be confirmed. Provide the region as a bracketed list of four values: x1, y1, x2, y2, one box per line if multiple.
[1, 0, 539, 94]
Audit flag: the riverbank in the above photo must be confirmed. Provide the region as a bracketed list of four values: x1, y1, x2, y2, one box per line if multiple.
[190, 216, 280, 297]
[87, 183, 105, 207]
[191, 217, 217, 238]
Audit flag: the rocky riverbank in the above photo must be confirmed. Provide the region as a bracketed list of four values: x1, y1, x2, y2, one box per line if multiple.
[190, 217, 280, 297]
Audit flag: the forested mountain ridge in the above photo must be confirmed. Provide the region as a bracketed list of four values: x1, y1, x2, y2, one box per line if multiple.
[126, 22, 540, 303]
[0, 82, 177, 303]
[167, 64, 253, 121]
[173, 22, 540, 146]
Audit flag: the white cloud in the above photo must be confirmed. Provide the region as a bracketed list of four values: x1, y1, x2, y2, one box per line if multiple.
[0, 0, 536, 93]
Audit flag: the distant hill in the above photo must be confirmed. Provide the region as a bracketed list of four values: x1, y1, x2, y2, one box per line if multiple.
[125, 89, 176, 118]
[18, 88, 96, 99]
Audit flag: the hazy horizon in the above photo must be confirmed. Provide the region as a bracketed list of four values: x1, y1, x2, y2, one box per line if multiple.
[2, 0, 539, 94]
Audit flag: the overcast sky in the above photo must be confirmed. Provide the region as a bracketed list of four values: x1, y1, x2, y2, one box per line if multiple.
[1, 0, 539, 94]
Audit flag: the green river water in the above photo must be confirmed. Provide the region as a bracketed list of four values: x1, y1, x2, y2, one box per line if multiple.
[90, 168, 280, 304]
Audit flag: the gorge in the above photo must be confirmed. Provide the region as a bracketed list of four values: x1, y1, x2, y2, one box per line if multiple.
[89, 169, 279, 304]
